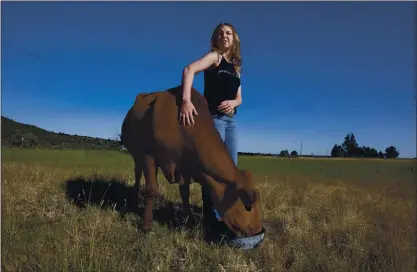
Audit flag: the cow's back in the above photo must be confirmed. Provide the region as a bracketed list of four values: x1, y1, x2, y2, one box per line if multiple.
[121, 86, 235, 175]
[121, 86, 207, 159]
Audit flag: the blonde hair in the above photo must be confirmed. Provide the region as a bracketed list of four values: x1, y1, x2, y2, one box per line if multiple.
[210, 23, 242, 75]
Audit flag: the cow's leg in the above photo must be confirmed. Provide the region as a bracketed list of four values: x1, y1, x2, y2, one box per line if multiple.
[159, 161, 177, 184]
[133, 158, 143, 209]
[201, 183, 215, 225]
[179, 175, 191, 218]
[140, 155, 159, 231]
[174, 166, 183, 184]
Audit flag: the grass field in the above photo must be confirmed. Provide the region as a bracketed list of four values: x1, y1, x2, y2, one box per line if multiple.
[2, 148, 416, 271]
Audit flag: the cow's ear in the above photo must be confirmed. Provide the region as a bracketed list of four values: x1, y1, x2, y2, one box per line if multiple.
[238, 170, 258, 211]
[241, 169, 253, 179]
[239, 188, 259, 211]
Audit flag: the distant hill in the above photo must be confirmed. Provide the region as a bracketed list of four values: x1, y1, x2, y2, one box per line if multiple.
[1, 116, 121, 150]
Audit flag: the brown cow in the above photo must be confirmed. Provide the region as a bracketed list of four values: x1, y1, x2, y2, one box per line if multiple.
[121, 86, 263, 238]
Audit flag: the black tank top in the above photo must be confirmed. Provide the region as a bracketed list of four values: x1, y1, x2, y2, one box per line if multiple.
[203, 55, 241, 116]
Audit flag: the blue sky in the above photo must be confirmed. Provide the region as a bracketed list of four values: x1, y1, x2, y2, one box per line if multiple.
[2, 2, 416, 158]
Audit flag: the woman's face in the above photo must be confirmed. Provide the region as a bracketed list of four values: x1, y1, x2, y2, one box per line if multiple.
[216, 25, 234, 52]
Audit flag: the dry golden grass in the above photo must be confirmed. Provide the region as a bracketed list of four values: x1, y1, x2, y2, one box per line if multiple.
[1, 148, 416, 271]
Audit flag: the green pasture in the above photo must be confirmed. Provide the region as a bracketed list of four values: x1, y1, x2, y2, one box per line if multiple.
[2, 148, 415, 271]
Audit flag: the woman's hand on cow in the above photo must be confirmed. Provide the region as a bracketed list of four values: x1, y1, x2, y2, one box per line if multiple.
[218, 100, 236, 114]
[180, 100, 198, 125]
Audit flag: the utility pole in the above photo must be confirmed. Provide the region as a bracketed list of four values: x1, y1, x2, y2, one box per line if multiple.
[300, 142, 303, 156]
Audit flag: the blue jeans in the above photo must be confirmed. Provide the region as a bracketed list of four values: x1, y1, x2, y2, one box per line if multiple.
[212, 114, 238, 166]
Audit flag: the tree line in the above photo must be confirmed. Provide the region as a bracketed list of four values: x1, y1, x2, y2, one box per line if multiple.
[330, 133, 399, 159]
[1, 116, 402, 159]
[263, 133, 400, 159]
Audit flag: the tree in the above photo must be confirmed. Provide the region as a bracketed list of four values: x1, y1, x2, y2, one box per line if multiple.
[361, 146, 379, 157]
[357, 146, 364, 157]
[10, 133, 22, 147]
[385, 146, 399, 159]
[378, 151, 385, 158]
[112, 133, 123, 146]
[290, 150, 298, 157]
[22, 133, 39, 148]
[369, 147, 378, 157]
[331, 144, 345, 157]
[279, 150, 290, 158]
[342, 133, 359, 157]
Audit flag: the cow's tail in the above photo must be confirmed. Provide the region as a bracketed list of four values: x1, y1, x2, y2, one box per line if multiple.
[120, 92, 156, 152]
[120, 108, 132, 149]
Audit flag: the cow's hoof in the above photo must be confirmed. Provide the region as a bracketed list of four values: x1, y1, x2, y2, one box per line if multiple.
[138, 221, 153, 232]
[139, 228, 152, 235]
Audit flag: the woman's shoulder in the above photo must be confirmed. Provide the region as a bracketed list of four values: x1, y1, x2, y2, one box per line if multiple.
[204, 51, 222, 63]
[203, 51, 223, 72]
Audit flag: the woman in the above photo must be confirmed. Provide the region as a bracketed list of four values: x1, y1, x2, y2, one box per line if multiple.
[180, 22, 242, 164]
[180, 22, 243, 238]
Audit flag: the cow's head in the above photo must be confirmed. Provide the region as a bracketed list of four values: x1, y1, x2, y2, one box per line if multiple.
[220, 170, 263, 238]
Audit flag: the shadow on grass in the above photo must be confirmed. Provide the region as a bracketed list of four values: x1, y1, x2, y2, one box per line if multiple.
[63, 175, 230, 243]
